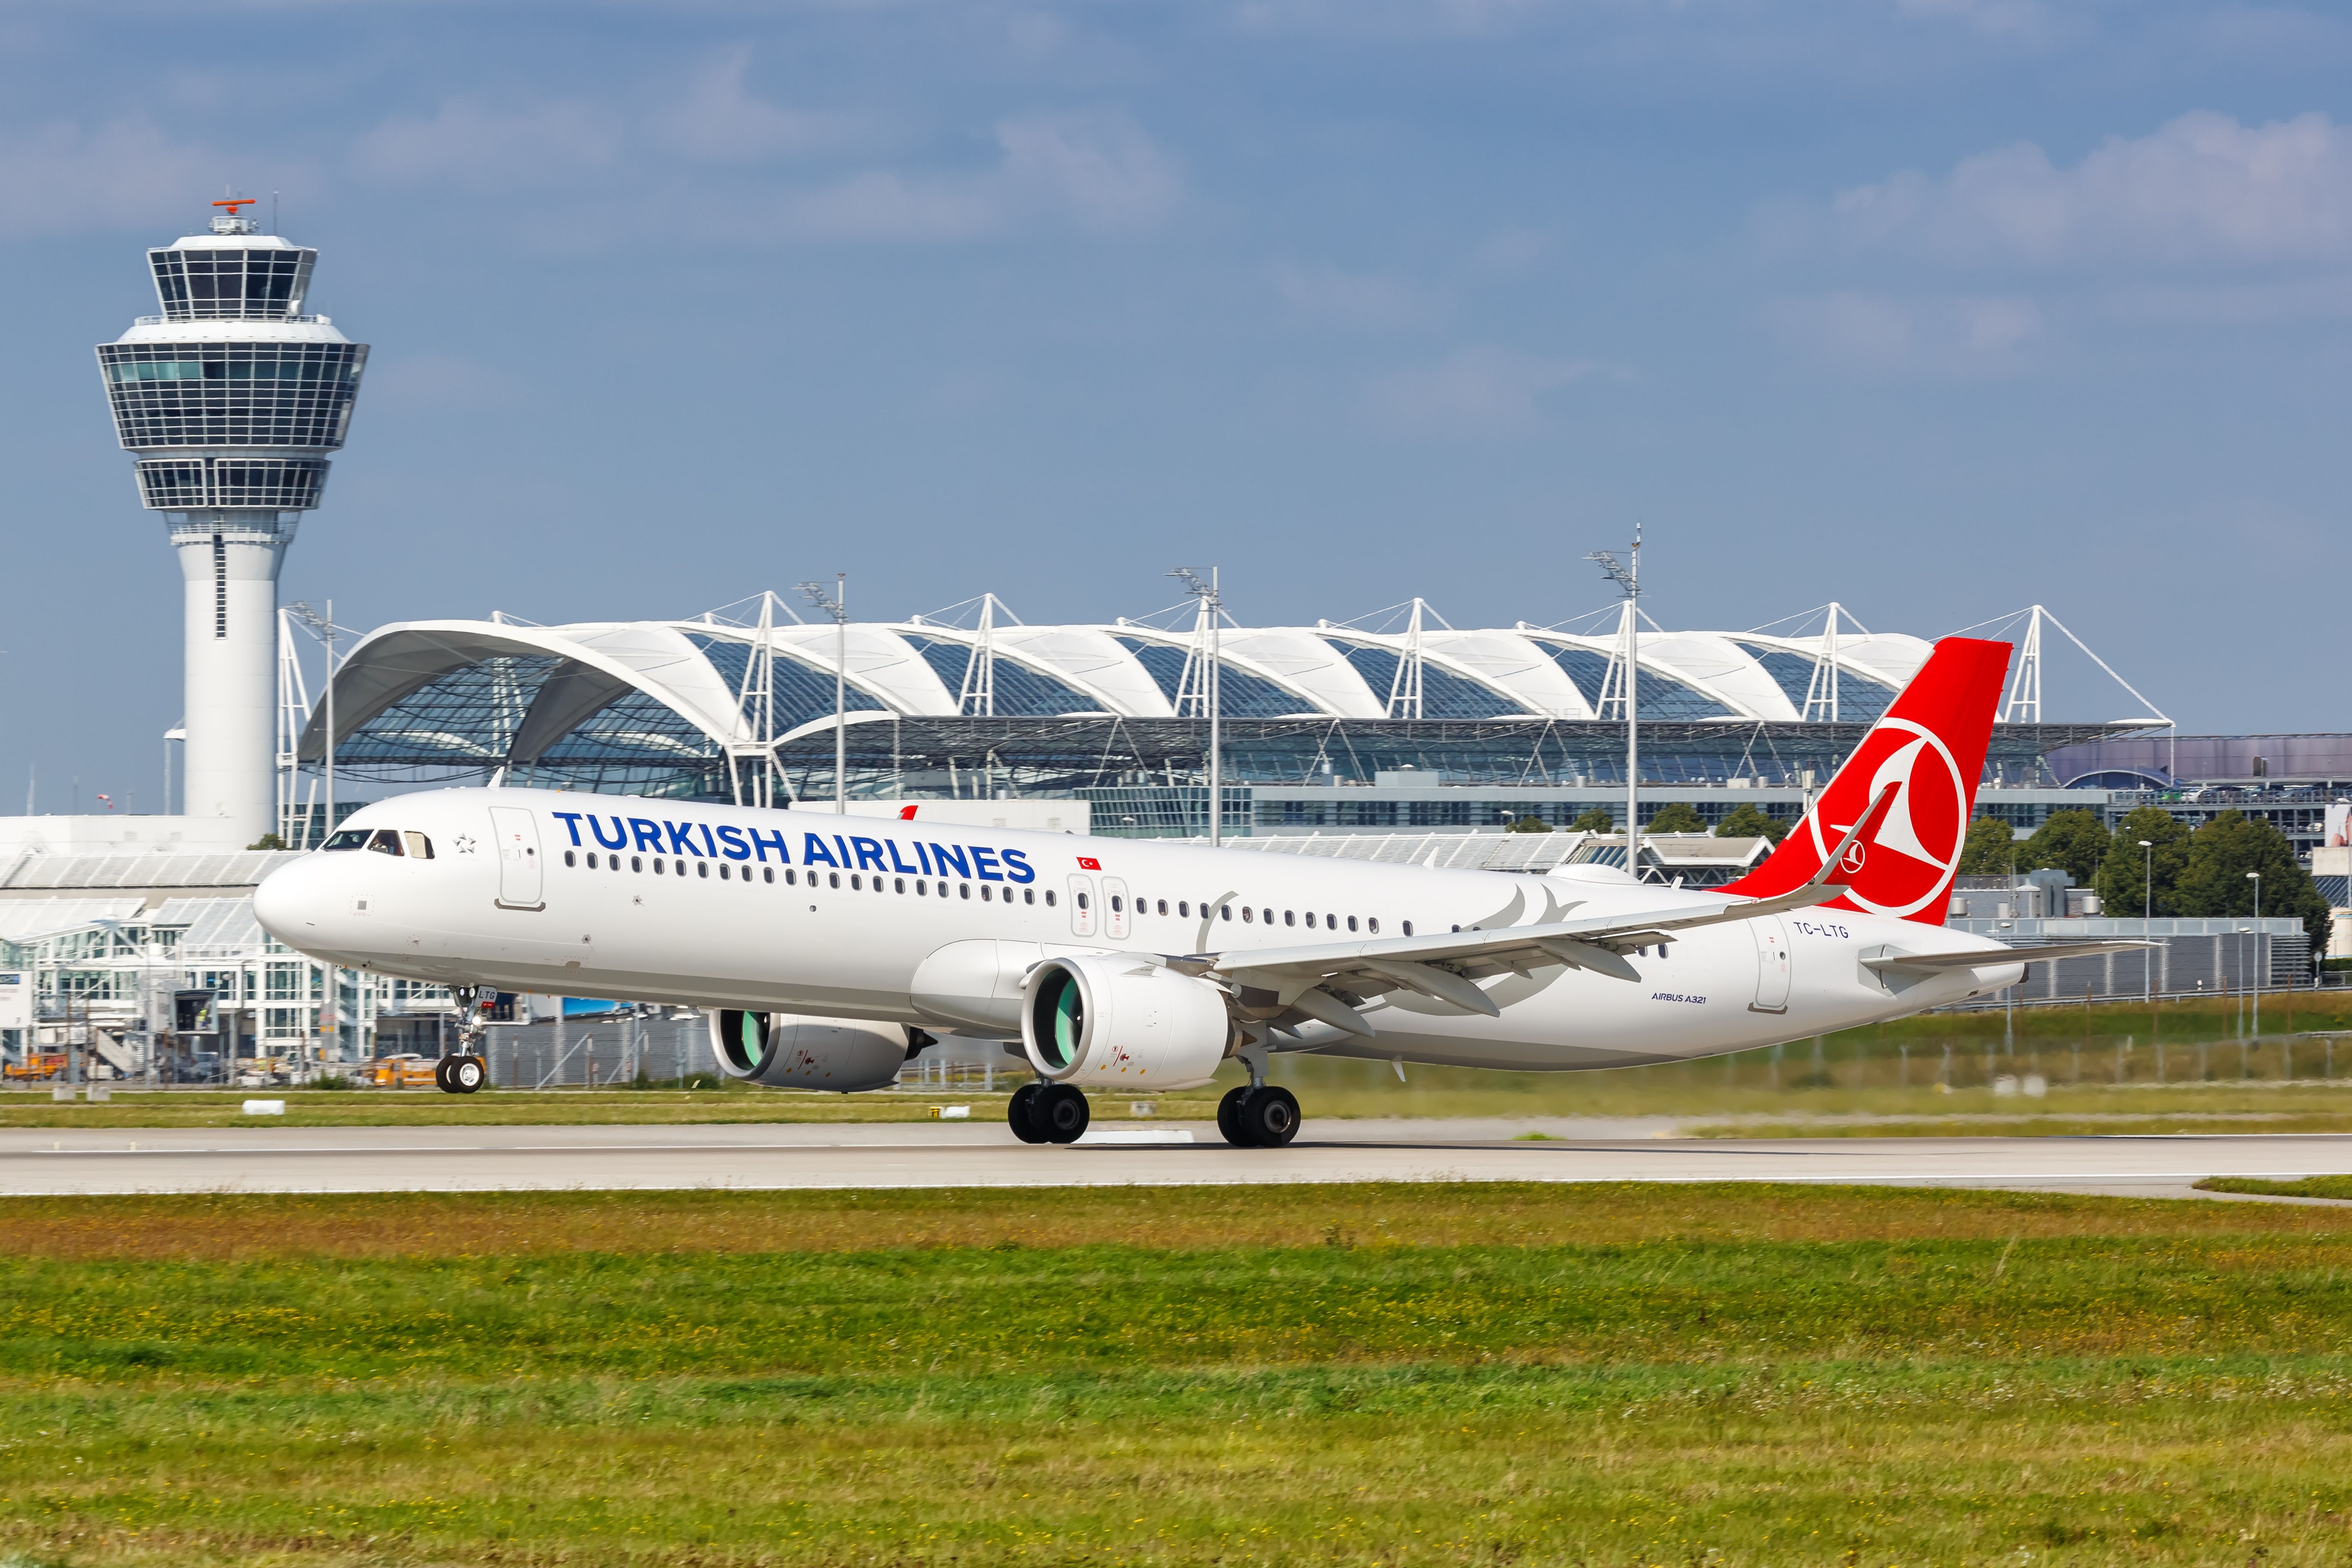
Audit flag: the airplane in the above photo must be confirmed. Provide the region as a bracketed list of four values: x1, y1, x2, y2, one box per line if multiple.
[254, 635, 2143, 1147]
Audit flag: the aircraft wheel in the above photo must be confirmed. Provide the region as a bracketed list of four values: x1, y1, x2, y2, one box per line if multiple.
[450, 1055, 486, 1094]
[433, 1056, 461, 1094]
[1008, 1081, 1048, 1144]
[1217, 1085, 1254, 1147]
[1038, 1082, 1090, 1145]
[1235, 1085, 1300, 1148]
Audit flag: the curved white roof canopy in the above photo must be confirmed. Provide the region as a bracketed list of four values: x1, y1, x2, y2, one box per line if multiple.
[304, 617, 1931, 775]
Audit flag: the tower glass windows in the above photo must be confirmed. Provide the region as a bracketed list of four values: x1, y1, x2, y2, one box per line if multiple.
[149, 246, 316, 321]
[99, 342, 366, 451]
[137, 457, 329, 511]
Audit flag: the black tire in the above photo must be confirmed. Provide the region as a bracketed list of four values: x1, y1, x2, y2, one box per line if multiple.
[1038, 1082, 1090, 1144]
[1237, 1085, 1300, 1148]
[1008, 1082, 1048, 1144]
[451, 1055, 486, 1094]
[1217, 1085, 1255, 1147]
[434, 1056, 460, 1094]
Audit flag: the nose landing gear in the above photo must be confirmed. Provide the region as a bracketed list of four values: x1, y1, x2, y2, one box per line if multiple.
[438, 986, 491, 1095]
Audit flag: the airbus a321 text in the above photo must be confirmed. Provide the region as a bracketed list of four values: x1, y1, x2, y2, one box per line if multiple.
[254, 636, 2142, 1146]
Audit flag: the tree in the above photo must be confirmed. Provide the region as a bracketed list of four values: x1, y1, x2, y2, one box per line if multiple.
[2016, 809, 2110, 886]
[1570, 807, 1617, 833]
[1505, 815, 1551, 834]
[246, 833, 287, 852]
[2091, 804, 2192, 918]
[1956, 815, 2019, 875]
[2175, 809, 2333, 957]
[1713, 802, 1791, 844]
[1646, 802, 1706, 834]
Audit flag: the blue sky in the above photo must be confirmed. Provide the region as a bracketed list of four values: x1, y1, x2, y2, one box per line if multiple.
[5, 0, 2350, 809]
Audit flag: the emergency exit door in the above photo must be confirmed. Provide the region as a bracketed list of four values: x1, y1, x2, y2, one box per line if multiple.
[1749, 916, 1791, 1013]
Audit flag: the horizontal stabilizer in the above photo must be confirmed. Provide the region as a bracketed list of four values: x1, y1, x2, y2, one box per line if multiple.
[1863, 940, 2153, 973]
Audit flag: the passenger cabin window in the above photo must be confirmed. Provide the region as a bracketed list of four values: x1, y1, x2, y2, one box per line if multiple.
[366, 829, 403, 856]
[322, 829, 370, 851]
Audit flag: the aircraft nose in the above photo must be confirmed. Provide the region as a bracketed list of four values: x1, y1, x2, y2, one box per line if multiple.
[253, 853, 339, 947]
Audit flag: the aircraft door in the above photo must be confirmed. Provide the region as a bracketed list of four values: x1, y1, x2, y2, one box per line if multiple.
[1067, 875, 1097, 937]
[489, 806, 545, 910]
[1749, 916, 1790, 1013]
[1101, 876, 1130, 940]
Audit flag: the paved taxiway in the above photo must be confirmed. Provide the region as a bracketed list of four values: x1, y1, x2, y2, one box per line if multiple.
[1, 1119, 2346, 1198]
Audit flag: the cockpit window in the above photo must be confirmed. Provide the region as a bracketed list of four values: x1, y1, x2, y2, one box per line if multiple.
[366, 829, 404, 856]
[323, 829, 370, 851]
[403, 832, 434, 859]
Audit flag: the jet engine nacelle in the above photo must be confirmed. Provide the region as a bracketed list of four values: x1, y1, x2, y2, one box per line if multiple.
[1019, 954, 1233, 1091]
[707, 1010, 912, 1093]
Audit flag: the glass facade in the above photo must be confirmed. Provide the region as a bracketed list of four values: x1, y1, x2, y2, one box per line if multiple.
[902, 635, 1103, 717]
[136, 456, 329, 511]
[1323, 639, 1530, 719]
[334, 653, 567, 768]
[1113, 637, 1312, 717]
[1535, 641, 1735, 720]
[685, 633, 886, 733]
[98, 341, 366, 450]
[1730, 641, 1896, 724]
[149, 245, 317, 321]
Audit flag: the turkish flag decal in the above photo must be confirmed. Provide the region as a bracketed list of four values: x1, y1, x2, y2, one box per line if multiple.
[1076, 856, 1102, 871]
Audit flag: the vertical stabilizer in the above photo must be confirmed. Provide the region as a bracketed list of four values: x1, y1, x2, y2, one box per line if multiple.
[1722, 636, 2012, 925]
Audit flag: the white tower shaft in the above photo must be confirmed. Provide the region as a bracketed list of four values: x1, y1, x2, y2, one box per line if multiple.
[174, 513, 295, 833]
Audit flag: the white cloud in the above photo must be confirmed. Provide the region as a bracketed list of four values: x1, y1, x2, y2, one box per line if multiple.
[1834, 110, 2352, 268]
[1271, 262, 1442, 331]
[1894, 0, 2050, 41]
[352, 100, 624, 189]
[1362, 345, 1595, 437]
[656, 48, 865, 163]
[0, 120, 243, 234]
[774, 109, 1179, 241]
[1767, 292, 2042, 374]
[1232, 0, 1553, 39]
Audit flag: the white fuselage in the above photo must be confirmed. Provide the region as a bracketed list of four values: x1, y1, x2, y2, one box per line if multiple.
[254, 787, 2020, 1074]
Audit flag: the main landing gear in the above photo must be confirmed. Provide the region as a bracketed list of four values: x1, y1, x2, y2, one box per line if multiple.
[1007, 1078, 1301, 1148]
[1007, 1080, 1091, 1144]
[1216, 1085, 1299, 1147]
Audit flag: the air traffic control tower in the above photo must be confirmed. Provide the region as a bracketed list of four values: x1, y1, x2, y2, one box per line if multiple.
[98, 199, 368, 845]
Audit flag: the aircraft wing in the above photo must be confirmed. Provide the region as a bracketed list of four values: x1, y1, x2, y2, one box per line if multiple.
[1169, 785, 1902, 1035]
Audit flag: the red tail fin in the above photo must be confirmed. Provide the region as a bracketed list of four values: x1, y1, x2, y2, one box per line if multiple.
[1721, 636, 2012, 925]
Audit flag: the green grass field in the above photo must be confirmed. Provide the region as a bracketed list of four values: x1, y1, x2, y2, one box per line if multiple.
[9, 1184, 2352, 1564]
[12, 991, 2352, 1134]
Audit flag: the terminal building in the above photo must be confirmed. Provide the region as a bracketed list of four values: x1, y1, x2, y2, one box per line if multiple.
[301, 605, 2148, 841]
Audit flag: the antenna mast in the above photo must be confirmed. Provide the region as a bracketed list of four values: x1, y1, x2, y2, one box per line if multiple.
[1170, 567, 1222, 845]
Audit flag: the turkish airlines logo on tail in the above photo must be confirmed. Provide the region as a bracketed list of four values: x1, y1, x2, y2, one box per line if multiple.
[1809, 718, 1969, 919]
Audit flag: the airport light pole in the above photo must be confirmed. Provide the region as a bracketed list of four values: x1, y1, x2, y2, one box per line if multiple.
[1587, 529, 1641, 871]
[797, 576, 848, 813]
[2249, 871, 2262, 1040]
[1169, 567, 1223, 846]
[2139, 838, 2154, 1003]
[285, 601, 339, 846]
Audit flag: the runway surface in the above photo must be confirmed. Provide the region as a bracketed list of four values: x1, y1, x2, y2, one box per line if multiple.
[3, 1118, 2348, 1198]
